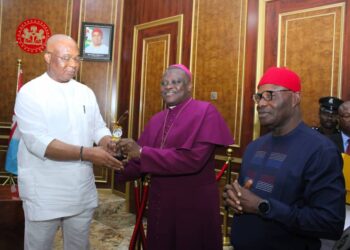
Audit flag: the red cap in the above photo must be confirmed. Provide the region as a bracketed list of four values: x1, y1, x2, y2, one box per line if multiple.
[258, 67, 301, 92]
[92, 28, 103, 36]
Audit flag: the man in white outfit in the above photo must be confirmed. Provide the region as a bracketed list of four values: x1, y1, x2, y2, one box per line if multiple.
[15, 34, 123, 250]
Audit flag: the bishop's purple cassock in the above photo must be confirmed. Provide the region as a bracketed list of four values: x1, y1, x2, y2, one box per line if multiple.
[117, 98, 234, 250]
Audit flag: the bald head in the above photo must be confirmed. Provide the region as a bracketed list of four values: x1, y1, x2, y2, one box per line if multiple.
[339, 100, 350, 114]
[44, 34, 80, 83]
[46, 34, 78, 52]
[338, 100, 350, 136]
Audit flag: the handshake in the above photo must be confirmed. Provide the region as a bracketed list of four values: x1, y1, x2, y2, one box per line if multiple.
[108, 138, 142, 162]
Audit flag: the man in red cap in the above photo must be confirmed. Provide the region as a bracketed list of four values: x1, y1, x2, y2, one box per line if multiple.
[223, 67, 345, 250]
[85, 28, 109, 54]
[115, 64, 233, 249]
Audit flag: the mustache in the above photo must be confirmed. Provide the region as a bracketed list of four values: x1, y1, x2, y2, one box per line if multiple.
[257, 107, 270, 114]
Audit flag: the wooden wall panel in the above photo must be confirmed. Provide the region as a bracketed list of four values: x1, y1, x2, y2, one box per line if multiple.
[140, 37, 169, 134]
[260, 0, 350, 131]
[117, 0, 193, 139]
[278, 4, 344, 126]
[192, 0, 248, 151]
[79, 0, 124, 186]
[80, 0, 120, 124]
[129, 18, 182, 138]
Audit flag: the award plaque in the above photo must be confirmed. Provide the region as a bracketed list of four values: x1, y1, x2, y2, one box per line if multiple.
[112, 110, 128, 160]
[111, 110, 128, 141]
[112, 123, 123, 141]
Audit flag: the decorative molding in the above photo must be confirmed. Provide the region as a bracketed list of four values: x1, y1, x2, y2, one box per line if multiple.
[95, 168, 109, 183]
[253, 0, 270, 140]
[111, 0, 124, 124]
[65, 0, 73, 35]
[0, 0, 3, 45]
[138, 35, 170, 136]
[277, 3, 345, 98]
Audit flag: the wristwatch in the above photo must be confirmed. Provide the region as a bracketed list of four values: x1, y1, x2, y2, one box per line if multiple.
[258, 199, 270, 215]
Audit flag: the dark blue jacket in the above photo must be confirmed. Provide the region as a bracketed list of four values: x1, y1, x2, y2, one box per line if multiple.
[231, 122, 345, 250]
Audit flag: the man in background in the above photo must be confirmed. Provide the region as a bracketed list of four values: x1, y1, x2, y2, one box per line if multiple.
[85, 28, 109, 54]
[15, 34, 122, 250]
[312, 96, 343, 135]
[328, 100, 350, 154]
[223, 67, 345, 250]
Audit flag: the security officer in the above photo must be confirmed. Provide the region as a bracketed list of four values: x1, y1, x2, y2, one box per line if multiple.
[312, 96, 343, 135]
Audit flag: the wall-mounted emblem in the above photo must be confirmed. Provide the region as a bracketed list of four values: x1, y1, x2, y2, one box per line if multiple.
[16, 18, 51, 54]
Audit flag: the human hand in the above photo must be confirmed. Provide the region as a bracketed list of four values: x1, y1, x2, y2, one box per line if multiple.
[98, 136, 120, 158]
[116, 138, 141, 160]
[82, 146, 124, 171]
[106, 140, 118, 157]
[223, 179, 262, 214]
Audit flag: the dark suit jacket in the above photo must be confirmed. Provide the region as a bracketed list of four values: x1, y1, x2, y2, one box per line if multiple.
[328, 133, 345, 152]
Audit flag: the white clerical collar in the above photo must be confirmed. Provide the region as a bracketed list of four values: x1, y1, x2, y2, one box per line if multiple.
[168, 105, 176, 109]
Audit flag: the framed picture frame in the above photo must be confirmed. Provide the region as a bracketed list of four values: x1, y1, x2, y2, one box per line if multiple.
[80, 22, 114, 61]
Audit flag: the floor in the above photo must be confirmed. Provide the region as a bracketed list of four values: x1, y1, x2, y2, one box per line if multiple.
[54, 189, 135, 250]
[53, 190, 350, 250]
[53, 189, 234, 250]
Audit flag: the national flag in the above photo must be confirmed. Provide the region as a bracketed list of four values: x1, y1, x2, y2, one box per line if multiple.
[5, 66, 24, 175]
[85, 27, 92, 48]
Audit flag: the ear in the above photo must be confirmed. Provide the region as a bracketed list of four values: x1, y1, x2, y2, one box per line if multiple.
[44, 52, 51, 64]
[292, 92, 301, 107]
[186, 81, 193, 92]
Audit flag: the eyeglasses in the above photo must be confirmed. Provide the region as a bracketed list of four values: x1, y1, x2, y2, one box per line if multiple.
[160, 79, 184, 87]
[252, 89, 291, 104]
[46, 51, 82, 63]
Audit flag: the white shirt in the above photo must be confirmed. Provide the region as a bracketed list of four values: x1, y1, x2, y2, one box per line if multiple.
[85, 43, 109, 54]
[15, 73, 111, 220]
[341, 131, 350, 152]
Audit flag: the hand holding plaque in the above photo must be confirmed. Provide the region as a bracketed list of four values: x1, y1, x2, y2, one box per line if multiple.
[111, 110, 128, 160]
[116, 138, 142, 160]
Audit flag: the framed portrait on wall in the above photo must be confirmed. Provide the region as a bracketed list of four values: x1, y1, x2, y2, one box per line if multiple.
[80, 22, 114, 61]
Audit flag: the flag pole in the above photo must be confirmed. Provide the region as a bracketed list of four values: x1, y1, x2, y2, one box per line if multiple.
[16, 59, 22, 93]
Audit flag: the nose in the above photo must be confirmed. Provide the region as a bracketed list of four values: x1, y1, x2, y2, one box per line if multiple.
[67, 58, 80, 67]
[162, 83, 176, 90]
[256, 97, 268, 107]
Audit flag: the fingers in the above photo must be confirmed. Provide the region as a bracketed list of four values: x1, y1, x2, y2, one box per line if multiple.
[116, 140, 131, 154]
[116, 139, 140, 160]
[244, 179, 253, 189]
[223, 183, 243, 213]
[223, 180, 254, 215]
[232, 180, 242, 197]
[90, 146, 124, 170]
[105, 154, 124, 171]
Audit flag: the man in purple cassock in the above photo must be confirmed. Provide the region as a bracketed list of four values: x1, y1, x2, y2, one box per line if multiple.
[115, 64, 234, 250]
